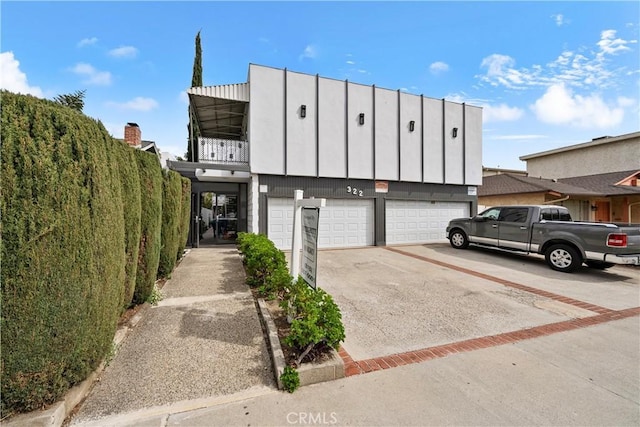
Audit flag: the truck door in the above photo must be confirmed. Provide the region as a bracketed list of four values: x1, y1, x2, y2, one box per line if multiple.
[470, 207, 501, 245]
[497, 207, 531, 250]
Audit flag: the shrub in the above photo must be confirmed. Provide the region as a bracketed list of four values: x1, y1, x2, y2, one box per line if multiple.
[280, 366, 300, 393]
[133, 150, 163, 304]
[236, 232, 291, 299]
[111, 139, 142, 310]
[281, 278, 345, 366]
[176, 177, 191, 260]
[1, 91, 125, 414]
[158, 170, 182, 278]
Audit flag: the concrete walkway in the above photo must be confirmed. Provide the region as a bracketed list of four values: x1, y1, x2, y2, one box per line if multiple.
[69, 248, 275, 425]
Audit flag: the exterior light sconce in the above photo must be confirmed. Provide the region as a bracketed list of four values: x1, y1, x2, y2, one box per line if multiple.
[452, 127, 459, 138]
[300, 104, 306, 118]
[409, 120, 415, 132]
[358, 113, 365, 125]
[591, 205, 598, 211]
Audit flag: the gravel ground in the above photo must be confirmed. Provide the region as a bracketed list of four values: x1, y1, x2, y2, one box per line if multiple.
[69, 248, 275, 425]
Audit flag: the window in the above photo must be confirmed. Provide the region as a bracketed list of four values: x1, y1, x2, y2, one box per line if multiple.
[498, 207, 529, 223]
[540, 208, 572, 221]
[479, 207, 501, 220]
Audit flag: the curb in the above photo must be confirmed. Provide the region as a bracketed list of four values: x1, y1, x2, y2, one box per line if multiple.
[254, 298, 344, 390]
[255, 298, 286, 390]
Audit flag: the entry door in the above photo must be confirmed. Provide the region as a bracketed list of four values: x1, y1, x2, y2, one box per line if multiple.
[595, 201, 610, 222]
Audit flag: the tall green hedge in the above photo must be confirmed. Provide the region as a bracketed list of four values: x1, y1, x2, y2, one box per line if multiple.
[112, 140, 142, 310]
[177, 177, 192, 260]
[1, 92, 126, 413]
[133, 150, 163, 304]
[158, 170, 183, 278]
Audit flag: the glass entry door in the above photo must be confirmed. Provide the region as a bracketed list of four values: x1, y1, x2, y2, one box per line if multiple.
[212, 193, 238, 243]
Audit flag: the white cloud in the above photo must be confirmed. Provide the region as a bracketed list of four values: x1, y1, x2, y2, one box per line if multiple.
[429, 61, 449, 75]
[108, 46, 138, 59]
[70, 62, 112, 85]
[445, 92, 522, 123]
[530, 83, 624, 129]
[106, 97, 159, 111]
[0, 51, 44, 97]
[77, 37, 98, 48]
[346, 60, 355, 65]
[551, 14, 569, 27]
[299, 45, 317, 61]
[617, 96, 635, 107]
[483, 103, 524, 123]
[477, 30, 637, 90]
[178, 91, 189, 105]
[597, 29, 635, 55]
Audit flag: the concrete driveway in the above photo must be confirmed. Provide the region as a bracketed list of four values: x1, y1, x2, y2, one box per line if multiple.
[315, 244, 639, 362]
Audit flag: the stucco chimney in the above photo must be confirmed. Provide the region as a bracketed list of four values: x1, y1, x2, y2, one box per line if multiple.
[124, 122, 141, 146]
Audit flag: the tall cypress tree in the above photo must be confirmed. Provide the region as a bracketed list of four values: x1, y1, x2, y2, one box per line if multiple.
[187, 31, 202, 162]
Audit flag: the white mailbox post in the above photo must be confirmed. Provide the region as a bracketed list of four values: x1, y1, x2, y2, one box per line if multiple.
[290, 189, 325, 285]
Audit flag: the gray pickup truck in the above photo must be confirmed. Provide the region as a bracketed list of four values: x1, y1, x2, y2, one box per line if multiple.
[446, 205, 640, 272]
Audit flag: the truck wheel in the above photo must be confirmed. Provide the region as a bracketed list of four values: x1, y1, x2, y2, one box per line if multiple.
[449, 229, 469, 249]
[585, 260, 615, 270]
[545, 244, 581, 273]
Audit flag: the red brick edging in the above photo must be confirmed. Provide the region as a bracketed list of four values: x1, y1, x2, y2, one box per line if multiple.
[384, 247, 613, 314]
[339, 306, 640, 377]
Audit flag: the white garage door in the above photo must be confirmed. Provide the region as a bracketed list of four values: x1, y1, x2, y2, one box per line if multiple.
[386, 200, 469, 245]
[268, 198, 374, 250]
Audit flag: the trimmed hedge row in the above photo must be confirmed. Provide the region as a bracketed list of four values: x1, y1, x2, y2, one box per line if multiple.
[0, 91, 191, 415]
[158, 170, 183, 278]
[133, 149, 163, 303]
[112, 139, 142, 310]
[176, 177, 191, 259]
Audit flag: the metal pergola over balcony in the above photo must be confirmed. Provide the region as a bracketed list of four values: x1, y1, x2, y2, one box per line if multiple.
[187, 83, 249, 166]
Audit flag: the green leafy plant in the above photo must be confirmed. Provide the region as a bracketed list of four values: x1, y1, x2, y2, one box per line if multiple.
[280, 366, 300, 393]
[237, 233, 291, 299]
[105, 342, 118, 367]
[281, 278, 345, 366]
[146, 283, 164, 306]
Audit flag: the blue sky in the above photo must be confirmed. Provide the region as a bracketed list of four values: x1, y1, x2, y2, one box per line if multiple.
[2, 1, 638, 170]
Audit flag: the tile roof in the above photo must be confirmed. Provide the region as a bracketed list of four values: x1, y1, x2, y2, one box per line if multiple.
[560, 170, 640, 196]
[479, 170, 640, 197]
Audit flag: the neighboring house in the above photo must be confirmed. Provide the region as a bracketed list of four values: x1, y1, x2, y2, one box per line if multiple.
[482, 167, 527, 177]
[479, 132, 640, 223]
[169, 63, 484, 249]
[120, 122, 161, 161]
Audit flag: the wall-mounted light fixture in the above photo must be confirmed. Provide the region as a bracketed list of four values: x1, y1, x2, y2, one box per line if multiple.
[591, 204, 598, 211]
[300, 104, 306, 118]
[358, 113, 365, 125]
[452, 127, 458, 138]
[409, 120, 415, 132]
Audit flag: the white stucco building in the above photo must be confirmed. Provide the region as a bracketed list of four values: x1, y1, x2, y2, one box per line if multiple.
[170, 64, 483, 249]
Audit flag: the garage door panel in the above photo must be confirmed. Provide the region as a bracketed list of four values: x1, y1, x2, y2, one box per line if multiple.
[269, 197, 374, 249]
[386, 200, 469, 245]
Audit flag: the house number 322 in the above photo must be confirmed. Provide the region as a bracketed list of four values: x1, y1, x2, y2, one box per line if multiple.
[346, 186, 364, 197]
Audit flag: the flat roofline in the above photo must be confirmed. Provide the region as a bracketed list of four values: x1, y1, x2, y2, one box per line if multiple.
[519, 131, 640, 161]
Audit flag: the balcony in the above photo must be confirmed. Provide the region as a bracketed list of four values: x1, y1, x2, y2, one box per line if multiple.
[198, 137, 248, 166]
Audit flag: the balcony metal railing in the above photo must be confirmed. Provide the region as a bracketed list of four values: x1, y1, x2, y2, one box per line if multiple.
[198, 137, 248, 165]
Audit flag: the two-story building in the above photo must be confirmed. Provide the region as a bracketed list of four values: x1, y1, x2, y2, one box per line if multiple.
[169, 64, 483, 249]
